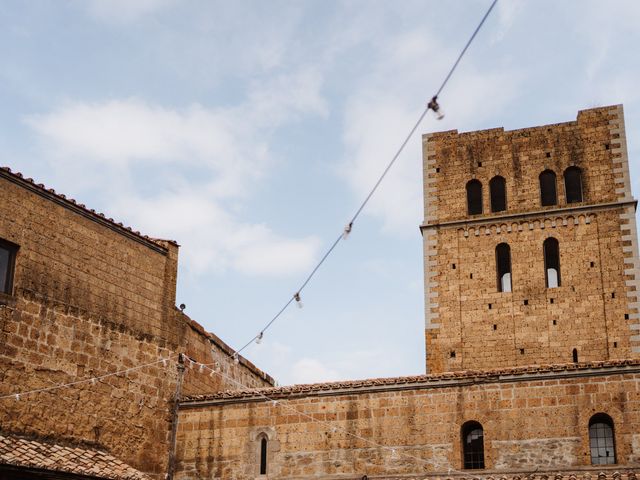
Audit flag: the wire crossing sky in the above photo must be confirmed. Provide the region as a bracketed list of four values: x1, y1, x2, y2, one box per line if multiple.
[1, 1, 639, 385]
[233, 0, 498, 360]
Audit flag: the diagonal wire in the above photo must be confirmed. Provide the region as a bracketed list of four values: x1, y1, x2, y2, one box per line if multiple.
[234, 0, 499, 358]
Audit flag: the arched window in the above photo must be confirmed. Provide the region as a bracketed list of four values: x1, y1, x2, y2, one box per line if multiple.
[462, 421, 485, 469]
[572, 348, 578, 363]
[489, 176, 507, 213]
[259, 435, 268, 475]
[539, 170, 557, 206]
[589, 414, 616, 465]
[564, 166, 583, 203]
[496, 243, 512, 293]
[544, 238, 561, 288]
[466, 180, 483, 215]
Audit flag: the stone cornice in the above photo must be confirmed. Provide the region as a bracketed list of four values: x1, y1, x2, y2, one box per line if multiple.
[420, 200, 638, 232]
[180, 359, 640, 408]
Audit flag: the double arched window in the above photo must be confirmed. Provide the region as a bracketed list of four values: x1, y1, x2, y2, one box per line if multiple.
[539, 170, 557, 206]
[462, 421, 485, 469]
[489, 176, 506, 212]
[543, 238, 561, 288]
[564, 166, 583, 203]
[589, 414, 616, 465]
[496, 243, 512, 292]
[466, 180, 483, 215]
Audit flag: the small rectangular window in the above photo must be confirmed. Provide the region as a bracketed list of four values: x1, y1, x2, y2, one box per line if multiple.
[0, 239, 18, 295]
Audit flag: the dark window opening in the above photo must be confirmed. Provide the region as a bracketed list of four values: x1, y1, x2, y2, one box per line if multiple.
[553, 320, 557, 325]
[470, 273, 473, 279]
[544, 238, 561, 288]
[496, 243, 512, 293]
[589, 414, 616, 465]
[466, 180, 483, 215]
[550, 298, 554, 304]
[572, 348, 578, 363]
[488, 303, 492, 310]
[605, 144, 610, 150]
[436, 167, 440, 173]
[546, 152, 551, 158]
[493, 324, 497, 331]
[0, 239, 18, 295]
[590, 261, 595, 268]
[539, 170, 558, 206]
[614, 342, 618, 348]
[260, 436, 268, 475]
[612, 292, 615, 299]
[462, 421, 485, 469]
[520, 348, 525, 355]
[625, 314, 629, 320]
[450, 351, 456, 358]
[489, 176, 507, 213]
[452, 264, 456, 269]
[478, 162, 483, 167]
[524, 299, 528, 305]
[564, 167, 583, 203]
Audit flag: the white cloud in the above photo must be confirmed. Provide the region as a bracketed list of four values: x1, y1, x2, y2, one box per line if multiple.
[340, 28, 520, 234]
[290, 358, 341, 384]
[24, 69, 327, 277]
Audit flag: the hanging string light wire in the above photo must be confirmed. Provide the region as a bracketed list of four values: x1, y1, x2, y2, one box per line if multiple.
[191, 359, 482, 477]
[233, 0, 498, 358]
[0, 355, 176, 401]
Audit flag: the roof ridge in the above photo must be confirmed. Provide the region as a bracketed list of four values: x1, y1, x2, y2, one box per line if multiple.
[182, 358, 640, 402]
[0, 166, 177, 250]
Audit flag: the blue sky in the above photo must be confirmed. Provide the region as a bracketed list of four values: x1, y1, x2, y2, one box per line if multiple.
[2, 0, 639, 386]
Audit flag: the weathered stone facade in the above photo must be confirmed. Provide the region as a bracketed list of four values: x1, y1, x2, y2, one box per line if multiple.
[177, 361, 640, 479]
[422, 105, 639, 373]
[3, 105, 640, 480]
[0, 168, 273, 478]
[175, 105, 640, 479]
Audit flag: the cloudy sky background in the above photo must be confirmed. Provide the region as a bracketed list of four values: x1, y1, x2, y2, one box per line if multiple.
[1, 0, 639, 385]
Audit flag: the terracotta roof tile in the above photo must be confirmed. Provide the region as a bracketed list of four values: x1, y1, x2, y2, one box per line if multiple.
[420, 471, 640, 480]
[0, 166, 177, 249]
[0, 433, 150, 480]
[183, 359, 640, 403]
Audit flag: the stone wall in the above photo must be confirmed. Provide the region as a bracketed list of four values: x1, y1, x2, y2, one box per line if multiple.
[176, 362, 640, 479]
[0, 169, 272, 478]
[422, 105, 640, 373]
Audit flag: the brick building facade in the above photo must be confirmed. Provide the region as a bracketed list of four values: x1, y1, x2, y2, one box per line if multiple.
[2, 104, 640, 480]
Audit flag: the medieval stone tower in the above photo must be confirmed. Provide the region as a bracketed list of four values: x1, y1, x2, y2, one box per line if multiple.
[422, 104, 640, 373]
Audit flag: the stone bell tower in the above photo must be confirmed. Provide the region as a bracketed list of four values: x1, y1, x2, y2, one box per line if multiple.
[421, 105, 640, 374]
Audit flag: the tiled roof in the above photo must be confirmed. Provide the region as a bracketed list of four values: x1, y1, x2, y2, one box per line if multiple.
[0, 433, 150, 480]
[0, 166, 177, 250]
[421, 471, 639, 480]
[183, 358, 640, 403]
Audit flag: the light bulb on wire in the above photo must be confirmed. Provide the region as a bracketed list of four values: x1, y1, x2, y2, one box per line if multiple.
[233, 353, 239, 364]
[255, 332, 264, 344]
[427, 96, 444, 120]
[342, 222, 353, 240]
[294, 292, 303, 309]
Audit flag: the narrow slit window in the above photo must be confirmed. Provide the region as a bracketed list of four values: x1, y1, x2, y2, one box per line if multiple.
[539, 170, 557, 206]
[496, 243, 512, 293]
[544, 238, 561, 288]
[572, 348, 578, 363]
[260, 436, 268, 475]
[489, 176, 507, 212]
[589, 414, 616, 465]
[0, 239, 18, 295]
[564, 166, 583, 203]
[466, 180, 483, 215]
[462, 421, 485, 469]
